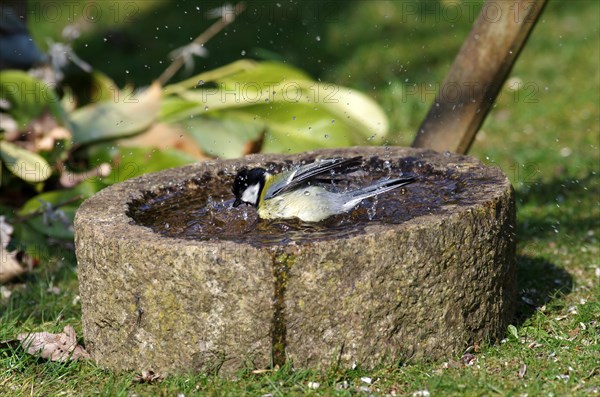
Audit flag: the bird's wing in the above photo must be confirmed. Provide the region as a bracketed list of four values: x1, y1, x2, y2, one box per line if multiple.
[264, 157, 362, 199]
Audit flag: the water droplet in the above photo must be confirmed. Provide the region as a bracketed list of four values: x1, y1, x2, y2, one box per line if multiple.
[367, 196, 378, 220]
[197, 80, 205, 86]
[316, 36, 321, 42]
[304, 191, 310, 196]
[324, 134, 329, 139]
[331, 119, 335, 124]
[241, 50, 246, 56]
[204, 106, 209, 111]
[292, 116, 296, 121]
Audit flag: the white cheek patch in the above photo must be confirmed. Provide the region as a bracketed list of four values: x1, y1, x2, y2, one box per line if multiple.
[241, 183, 261, 205]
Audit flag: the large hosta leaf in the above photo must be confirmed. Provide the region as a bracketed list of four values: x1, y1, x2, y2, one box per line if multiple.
[70, 82, 161, 146]
[162, 61, 389, 157]
[184, 114, 264, 158]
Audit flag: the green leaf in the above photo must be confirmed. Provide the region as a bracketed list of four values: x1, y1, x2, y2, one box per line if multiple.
[70, 82, 161, 146]
[0, 71, 66, 127]
[162, 60, 389, 155]
[507, 324, 519, 340]
[159, 96, 204, 123]
[89, 71, 120, 103]
[242, 102, 353, 153]
[184, 114, 264, 158]
[18, 180, 103, 240]
[163, 59, 260, 95]
[87, 145, 196, 184]
[0, 141, 52, 182]
[217, 61, 312, 85]
[305, 81, 389, 142]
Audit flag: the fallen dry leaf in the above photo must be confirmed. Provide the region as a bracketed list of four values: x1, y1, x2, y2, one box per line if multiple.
[0, 216, 26, 284]
[118, 122, 208, 160]
[518, 363, 527, 378]
[460, 353, 477, 366]
[17, 325, 91, 361]
[6, 111, 71, 153]
[0, 253, 25, 284]
[134, 369, 163, 383]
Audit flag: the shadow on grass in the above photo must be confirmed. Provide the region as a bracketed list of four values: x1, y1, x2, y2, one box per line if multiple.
[514, 255, 573, 325]
[509, 171, 599, 324]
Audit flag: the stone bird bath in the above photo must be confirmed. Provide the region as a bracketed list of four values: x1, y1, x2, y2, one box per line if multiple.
[74, 147, 516, 375]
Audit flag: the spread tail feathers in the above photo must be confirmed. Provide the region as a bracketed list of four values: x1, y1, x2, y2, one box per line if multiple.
[342, 177, 416, 210]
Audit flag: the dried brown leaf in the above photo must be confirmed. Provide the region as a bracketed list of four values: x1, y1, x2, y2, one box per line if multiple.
[17, 325, 91, 361]
[0, 252, 25, 284]
[118, 122, 208, 160]
[460, 353, 477, 366]
[518, 363, 527, 378]
[134, 369, 163, 383]
[0, 216, 26, 284]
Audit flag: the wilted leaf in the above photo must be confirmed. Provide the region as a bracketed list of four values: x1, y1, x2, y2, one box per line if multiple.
[518, 363, 527, 379]
[17, 325, 91, 361]
[460, 353, 477, 366]
[118, 122, 207, 160]
[134, 369, 163, 383]
[0, 251, 24, 284]
[70, 82, 162, 146]
[0, 141, 52, 182]
[0, 215, 26, 284]
[0, 215, 13, 250]
[59, 163, 111, 188]
[7, 110, 72, 154]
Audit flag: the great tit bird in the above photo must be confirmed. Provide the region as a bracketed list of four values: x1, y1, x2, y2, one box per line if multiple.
[232, 157, 415, 222]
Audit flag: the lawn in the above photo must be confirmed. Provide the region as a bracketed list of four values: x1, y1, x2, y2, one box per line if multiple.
[1, 0, 598, 396]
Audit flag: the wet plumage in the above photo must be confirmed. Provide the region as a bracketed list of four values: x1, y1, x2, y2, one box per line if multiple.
[232, 157, 415, 222]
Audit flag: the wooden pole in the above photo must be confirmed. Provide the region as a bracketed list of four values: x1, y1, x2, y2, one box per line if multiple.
[412, 0, 547, 154]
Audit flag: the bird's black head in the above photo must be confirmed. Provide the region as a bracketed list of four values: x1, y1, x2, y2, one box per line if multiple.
[232, 167, 267, 207]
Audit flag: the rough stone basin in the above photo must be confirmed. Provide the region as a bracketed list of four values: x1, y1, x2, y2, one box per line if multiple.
[74, 147, 516, 375]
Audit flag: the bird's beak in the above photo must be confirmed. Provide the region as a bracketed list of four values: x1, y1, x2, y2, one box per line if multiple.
[233, 198, 243, 207]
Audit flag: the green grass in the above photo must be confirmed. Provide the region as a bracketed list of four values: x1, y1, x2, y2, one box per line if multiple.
[2, 0, 599, 396]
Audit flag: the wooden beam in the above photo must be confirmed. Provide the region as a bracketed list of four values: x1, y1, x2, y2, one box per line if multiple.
[412, 0, 547, 154]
